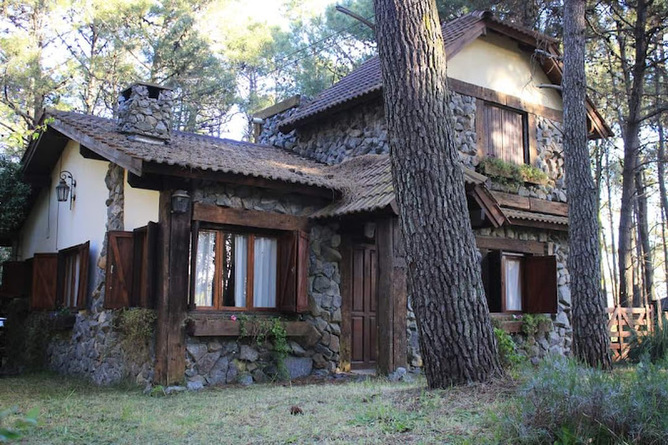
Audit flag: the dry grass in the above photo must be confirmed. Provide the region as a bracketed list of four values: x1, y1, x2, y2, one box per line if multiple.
[0, 372, 513, 444]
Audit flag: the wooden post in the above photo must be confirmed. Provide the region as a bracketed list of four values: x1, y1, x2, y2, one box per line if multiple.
[155, 190, 191, 385]
[376, 217, 407, 374]
[339, 239, 353, 372]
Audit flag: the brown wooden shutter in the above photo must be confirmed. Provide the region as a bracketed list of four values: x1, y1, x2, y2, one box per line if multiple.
[524, 255, 558, 313]
[30, 253, 58, 310]
[296, 230, 309, 313]
[0, 261, 28, 298]
[105, 231, 134, 309]
[132, 222, 158, 308]
[481, 249, 502, 313]
[278, 231, 297, 312]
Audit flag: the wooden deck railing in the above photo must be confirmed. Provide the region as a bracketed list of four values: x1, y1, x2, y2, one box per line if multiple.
[607, 305, 654, 361]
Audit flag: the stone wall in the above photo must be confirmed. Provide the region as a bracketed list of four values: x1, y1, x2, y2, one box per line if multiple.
[46, 163, 155, 385]
[185, 183, 341, 387]
[406, 226, 572, 369]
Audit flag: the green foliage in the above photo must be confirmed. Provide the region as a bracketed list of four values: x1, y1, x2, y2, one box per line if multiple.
[0, 406, 38, 442]
[494, 327, 525, 369]
[494, 356, 668, 444]
[4, 301, 63, 369]
[520, 314, 551, 337]
[478, 157, 549, 186]
[627, 316, 668, 364]
[0, 156, 31, 236]
[351, 403, 418, 433]
[114, 308, 156, 363]
[237, 315, 290, 380]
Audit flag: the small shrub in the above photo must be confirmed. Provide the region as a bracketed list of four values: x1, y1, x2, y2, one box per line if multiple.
[494, 327, 524, 369]
[238, 315, 290, 381]
[0, 406, 38, 442]
[478, 157, 549, 186]
[520, 314, 551, 337]
[493, 356, 668, 444]
[114, 308, 157, 363]
[627, 316, 668, 364]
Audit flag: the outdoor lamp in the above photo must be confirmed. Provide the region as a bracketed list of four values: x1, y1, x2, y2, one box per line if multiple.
[56, 171, 76, 210]
[171, 190, 190, 214]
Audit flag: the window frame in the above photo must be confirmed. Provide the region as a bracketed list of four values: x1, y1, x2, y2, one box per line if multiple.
[56, 241, 89, 310]
[191, 223, 281, 312]
[481, 102, 530, 165]
[500, 252, 524, 314]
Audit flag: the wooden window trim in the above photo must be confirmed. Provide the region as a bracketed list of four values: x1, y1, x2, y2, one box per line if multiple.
[57, 241, 89, 310]
[501, 252, 524, 314]
[192, 227, 280, 311]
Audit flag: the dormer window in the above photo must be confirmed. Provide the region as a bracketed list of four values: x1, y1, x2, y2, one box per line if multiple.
[482, 103, 528, 164]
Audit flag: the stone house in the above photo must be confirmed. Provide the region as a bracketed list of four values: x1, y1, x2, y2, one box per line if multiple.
[0, 11, 610, 386]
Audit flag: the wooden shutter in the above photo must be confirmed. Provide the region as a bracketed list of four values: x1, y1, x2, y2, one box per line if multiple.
[278, 230, 310, 313]
[132, 222, 158, 308]
[296, 230, 309, 313]
[278, 231, 297, 312]
[524, 255, 558, 314]
[30, 253, 58, 310]
[0, 261, 28, 298]
[57, 241, 90, 309]
[105, 231, 134, 309]
[484, 103, 526, 164]
[481, 249, 502, 313]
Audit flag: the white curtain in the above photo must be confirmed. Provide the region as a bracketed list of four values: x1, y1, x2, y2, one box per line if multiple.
[234, 235, 247, 307]
[72, 254, 80, 307]
[253, 237, 277, 308]
[505, 256, 522, 311]
[195, 231, 216, 307]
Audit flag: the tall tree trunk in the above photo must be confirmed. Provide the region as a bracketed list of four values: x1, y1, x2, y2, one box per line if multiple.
[605, 146, 619, 303]
[372, 0, 502, 387]
[618, 0, 648, 308]
[635, 169, 654, 305]
[563, 0, 612, 368]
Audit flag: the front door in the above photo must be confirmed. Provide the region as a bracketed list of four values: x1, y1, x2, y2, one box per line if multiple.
[350, 244, 377, 369]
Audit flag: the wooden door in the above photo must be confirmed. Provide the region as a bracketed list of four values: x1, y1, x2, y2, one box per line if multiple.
[350, 244, 378, 369]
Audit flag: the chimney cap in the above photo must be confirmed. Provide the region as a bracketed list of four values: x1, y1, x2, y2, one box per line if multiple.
[120, 82, 173, 100]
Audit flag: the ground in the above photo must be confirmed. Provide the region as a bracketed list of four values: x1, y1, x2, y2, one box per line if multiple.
[0, 373, 512, 444]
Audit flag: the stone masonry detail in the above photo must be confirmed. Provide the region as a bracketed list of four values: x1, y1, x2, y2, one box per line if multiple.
[117, 84, 173, 141]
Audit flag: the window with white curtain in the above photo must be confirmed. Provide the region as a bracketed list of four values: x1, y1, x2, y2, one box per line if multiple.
[193, 228, 277, 309]
[503, 254, 523, 312]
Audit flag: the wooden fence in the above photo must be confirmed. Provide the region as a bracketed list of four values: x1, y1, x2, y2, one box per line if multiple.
[607, 305, 654, 361]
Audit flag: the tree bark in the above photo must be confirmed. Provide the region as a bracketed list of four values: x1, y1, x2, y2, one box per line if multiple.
[562, 0, 612, 368]
[372, 0, 502, 387]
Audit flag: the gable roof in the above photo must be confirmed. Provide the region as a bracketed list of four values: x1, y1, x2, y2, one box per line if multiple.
[278, 11, 612, 139]
[24, 111, 336, 192]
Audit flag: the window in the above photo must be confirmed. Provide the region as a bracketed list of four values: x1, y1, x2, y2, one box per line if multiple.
[480, 249, 557, 314]
[483, 103, 528, 164]
[193, 229, 278, 310]
[58, 243, 89, 309]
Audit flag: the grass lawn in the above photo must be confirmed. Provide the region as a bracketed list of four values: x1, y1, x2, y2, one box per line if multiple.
[0, 372, 512, 444]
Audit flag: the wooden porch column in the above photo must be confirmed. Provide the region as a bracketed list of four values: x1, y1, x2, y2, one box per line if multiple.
[155, 190, 191, 385]
[376, 217, 407, 374]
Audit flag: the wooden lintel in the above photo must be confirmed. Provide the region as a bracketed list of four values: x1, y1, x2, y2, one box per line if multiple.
[143, 162, 335, 199]
[506, 218, 568, 232]
[187, 318, 319, 345]
[475, 235, 546, 255]
[193, 203, 309, 232]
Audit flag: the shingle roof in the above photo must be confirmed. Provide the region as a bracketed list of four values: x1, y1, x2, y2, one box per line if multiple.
[278, 11, 558, 132]
[312, 154, 489, 218]
[48, 110, 335, 190]
[501, 207, 568, 226]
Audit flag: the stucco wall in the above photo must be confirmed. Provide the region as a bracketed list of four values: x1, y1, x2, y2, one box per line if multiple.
[123, 171, 159, 231]
[448, 33, 563, 111]
[19, 141, 109, 276]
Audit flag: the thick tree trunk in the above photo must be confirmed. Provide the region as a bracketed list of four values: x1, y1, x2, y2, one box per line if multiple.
[562, 0, 612, 368]
[372, 0, 501, 388]
[634, 171, 654, 305]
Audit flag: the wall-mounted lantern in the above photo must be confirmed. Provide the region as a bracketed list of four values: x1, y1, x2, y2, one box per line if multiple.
[171, 190, 190, 214]
[56, 170, 76, 210]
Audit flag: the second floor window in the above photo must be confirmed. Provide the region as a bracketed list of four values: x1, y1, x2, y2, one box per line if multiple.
[483, 103, 528, 165]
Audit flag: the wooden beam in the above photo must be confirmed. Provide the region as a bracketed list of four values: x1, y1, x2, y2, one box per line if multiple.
[339, 239, 353, 372]
[253, 95, 301, 120]
[193, 203, 309, 231]
[475, 236, 546, 255]
[143, 162, 335, 199]
[154, 190, 191, 386]
[469, 185, 506, 228]
[505, 218, 568, 232]
[492, 191, 568, 217]
[79, 145, 107, 161]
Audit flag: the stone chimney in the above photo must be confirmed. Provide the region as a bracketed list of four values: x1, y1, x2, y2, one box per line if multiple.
[117, 83, 173, 143]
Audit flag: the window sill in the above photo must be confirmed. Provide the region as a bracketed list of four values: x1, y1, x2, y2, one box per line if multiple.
[186, 316, 319, 345]
[490, 314, 553, 334]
